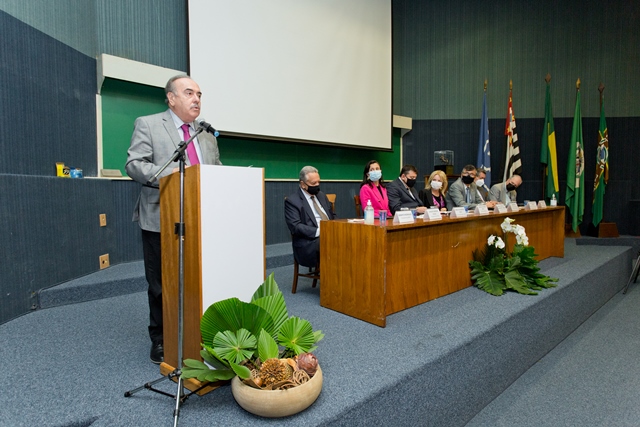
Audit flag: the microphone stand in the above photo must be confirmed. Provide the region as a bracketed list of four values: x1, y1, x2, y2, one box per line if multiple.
[125, 126, 208, 427]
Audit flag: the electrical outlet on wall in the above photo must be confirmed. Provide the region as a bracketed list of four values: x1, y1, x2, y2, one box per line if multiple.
[99, 214, 107, 227]
[99, 254, 110, 269]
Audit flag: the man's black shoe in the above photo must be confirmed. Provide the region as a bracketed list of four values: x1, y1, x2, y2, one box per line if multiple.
[150, 342, 164, 364]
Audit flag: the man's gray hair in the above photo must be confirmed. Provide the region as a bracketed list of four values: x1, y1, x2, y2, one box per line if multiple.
[299, 166, 318, 182]
[164, 74, 191, 103]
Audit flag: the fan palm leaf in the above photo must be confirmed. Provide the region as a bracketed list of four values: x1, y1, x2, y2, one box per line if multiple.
[212, 328, 257, 364]
[200, 298, 274, 345]
[278, 316, 317, 355]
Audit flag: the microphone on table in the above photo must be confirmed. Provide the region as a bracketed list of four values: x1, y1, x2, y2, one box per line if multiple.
[197, 119, 220, 137]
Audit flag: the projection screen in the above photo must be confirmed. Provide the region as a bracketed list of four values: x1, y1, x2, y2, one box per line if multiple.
[187, 0, 392, 150]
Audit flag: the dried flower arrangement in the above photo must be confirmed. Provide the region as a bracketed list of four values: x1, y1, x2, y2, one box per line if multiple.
[181, 273, 324, 392]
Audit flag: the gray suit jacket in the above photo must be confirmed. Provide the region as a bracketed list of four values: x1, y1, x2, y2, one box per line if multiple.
[490, 182, 517, 205]
[125, 109, 222, 232]
[445, 178, 483, 211]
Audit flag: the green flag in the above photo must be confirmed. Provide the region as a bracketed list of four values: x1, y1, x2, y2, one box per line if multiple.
[592, 97, 609, 226]
[565, 86, 585, 233]
[540, 83, 559, 201]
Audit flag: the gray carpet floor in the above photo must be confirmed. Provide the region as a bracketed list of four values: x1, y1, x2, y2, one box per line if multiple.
[465, 282, 640, 427]
[1, 242, 639, 426]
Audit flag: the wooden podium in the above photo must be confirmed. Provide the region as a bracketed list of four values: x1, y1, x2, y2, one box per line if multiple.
[159, 165, 265, 377]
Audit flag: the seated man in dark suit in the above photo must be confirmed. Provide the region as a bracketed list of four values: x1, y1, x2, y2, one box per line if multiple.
[386, 165, 427, 215]
[285, 166, 336, 268]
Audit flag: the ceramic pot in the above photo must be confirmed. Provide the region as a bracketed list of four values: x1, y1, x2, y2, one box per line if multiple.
[231, 365, 323, 418]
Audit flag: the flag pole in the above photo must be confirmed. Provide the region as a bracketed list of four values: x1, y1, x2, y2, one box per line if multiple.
[502, 80, 513, 183]
[484, 79, 487, 92]
[598, 82, 604, 108]
[592, 81, 617, 237]
[542, 73, 551, 200]
[566, 78, 583, 237]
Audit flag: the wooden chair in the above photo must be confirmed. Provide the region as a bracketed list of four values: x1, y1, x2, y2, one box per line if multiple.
[326, 193, 336, 213]
[285, 194, 333, 293]
[292, 259, 319, 294]
[354, 195, 362, 218]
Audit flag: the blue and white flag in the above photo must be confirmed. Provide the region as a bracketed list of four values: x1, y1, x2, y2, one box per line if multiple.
[477, 91, 491, 185]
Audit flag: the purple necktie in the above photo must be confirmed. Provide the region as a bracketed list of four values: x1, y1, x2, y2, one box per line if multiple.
[181, 124, 199, 165]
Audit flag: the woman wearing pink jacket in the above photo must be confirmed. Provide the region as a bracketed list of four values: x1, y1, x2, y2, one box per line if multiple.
[359, 160, 391, 218]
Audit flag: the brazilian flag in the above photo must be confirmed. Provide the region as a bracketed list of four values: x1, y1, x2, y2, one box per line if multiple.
[540, 83, 559, 202]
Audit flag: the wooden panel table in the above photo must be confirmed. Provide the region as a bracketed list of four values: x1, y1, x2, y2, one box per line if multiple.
[320, 206, 565, 327]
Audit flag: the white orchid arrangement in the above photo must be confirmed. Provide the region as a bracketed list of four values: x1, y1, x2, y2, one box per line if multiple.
[500, 217, 529, 246]
[487, 234, 505, 249]
[470, 217, 557, 296]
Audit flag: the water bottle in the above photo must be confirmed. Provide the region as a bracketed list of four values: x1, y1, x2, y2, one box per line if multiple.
[364, 199, 374, 224]
[550, 194, 557, 206]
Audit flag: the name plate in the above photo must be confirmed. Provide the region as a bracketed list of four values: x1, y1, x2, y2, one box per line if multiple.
[507, 202, 519, 212]
[393, 210, 415, 224]
[450, 207, 468, 218]
[537, 200, 547, 208]
[424, 208, 443, 221]
[474, 204, 490, 216]
[494, 203, 507, 214]
[525, 201, 538, 211]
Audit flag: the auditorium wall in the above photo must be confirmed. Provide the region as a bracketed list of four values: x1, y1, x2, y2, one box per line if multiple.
[1, 0, 639, 324]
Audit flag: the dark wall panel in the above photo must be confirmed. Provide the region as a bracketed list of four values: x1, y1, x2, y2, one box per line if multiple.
[0, 176, 141, 323]
[393, 0, 640, 119]
[97, 0, 188, 72]
[0, 10, 97, 177]
[404, 116, 639, 234]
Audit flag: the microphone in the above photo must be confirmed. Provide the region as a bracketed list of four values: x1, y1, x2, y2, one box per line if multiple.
[197, 119, 220, 137]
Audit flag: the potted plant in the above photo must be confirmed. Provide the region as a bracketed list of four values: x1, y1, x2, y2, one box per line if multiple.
[181, 273, 324, 417]
[469, 217, 559, 296]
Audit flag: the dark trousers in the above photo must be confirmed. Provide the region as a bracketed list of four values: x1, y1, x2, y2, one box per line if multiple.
[142, 229, 162, 344]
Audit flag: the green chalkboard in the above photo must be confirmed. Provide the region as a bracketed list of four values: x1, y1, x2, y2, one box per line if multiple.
[217, 131, 400, 180]
[101, 79, 167, 174]
[100, 78, 401, 180]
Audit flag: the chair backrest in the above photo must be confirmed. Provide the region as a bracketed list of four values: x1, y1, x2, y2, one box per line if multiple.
[286, 194, 336, 215]
[354, 195, 362, 218]
[326, 193, 336, 213]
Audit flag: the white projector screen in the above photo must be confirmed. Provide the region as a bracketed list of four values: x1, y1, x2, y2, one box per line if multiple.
[188, 0, 392, 150]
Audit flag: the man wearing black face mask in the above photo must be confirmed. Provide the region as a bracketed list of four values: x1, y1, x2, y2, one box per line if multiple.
[490, 174, 523, 205]
[445, 164, 496, 211]
[386, 165, 426, 215]
[285, 165, 336, 268]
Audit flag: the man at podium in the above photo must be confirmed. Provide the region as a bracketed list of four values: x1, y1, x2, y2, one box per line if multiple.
[125, 75, 222, 364]
[285, 166, 336, 269]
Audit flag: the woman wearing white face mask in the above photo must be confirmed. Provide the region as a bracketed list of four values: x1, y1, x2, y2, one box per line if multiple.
[359, 160, 390, 218]
[418, 170, 448, 212]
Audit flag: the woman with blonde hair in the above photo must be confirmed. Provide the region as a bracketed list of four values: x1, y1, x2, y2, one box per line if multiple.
[418, 170, 448, 212]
